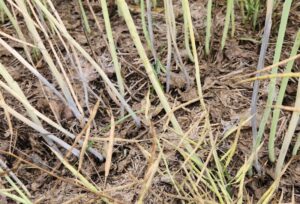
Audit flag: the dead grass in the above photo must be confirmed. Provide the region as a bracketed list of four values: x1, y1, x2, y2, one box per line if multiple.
[0, 0, 299, 203]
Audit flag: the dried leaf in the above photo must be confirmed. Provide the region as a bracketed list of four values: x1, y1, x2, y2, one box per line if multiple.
[104, 112, 115, 185]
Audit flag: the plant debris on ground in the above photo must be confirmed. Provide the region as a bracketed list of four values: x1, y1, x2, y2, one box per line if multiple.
[0, 0, 299, 203]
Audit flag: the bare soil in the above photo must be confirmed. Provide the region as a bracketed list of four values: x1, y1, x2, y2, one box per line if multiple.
[0, 0, 299, 203]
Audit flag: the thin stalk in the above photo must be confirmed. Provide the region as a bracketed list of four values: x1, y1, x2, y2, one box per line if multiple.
[0, 62, 61, 153]
[152, 0, 157, 8]
[182, 0, 194, 61]
[0, 100, 81, 157]
[100, 0, 125, 116]
[259, 160, 291, 203]
[51, 148, 100, 193]
[244, 72, 300, 81]
[275, 78, 300, 177]
[142, 0, 165, 74]
[0, 168, 31, 204]
[205, 0, 212, 55]
[221, 0, 234, 49]
[0, 159, 31, 197]
[239, 0, 245, 24]
[250, 0, 273, 172]
[252, 0, 260, 28]
[0, 2, 4, 23]
[0, 0, 32, 62]
[28, 0, 85, 118]
[16, 0, 81, 119]
[141, 0, 165, 75]
[171, 1, 229, 202]
[0, 191, 31, 204]
[293, 132, 300, 155]
[166, 0, 190, 88]
[117, 0, 182, 133]
[230, 0, 235, 37]
[256, 0, 293, 162]
[34, 0, 140, 126]
[0, 37, 68, 108]
[269, 30, 300, 162]
[140, 0, 152, 49]
[181, 0, 207, 112]
[0, 79, 104, 161]
[77, 0, 91, 33]
[163, 0, 172, 92]
[116, 1, 208, 179]
[146, 0, 158, 63]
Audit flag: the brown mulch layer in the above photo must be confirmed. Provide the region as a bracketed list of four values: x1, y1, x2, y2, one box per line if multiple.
[0, 0, 299, 203]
